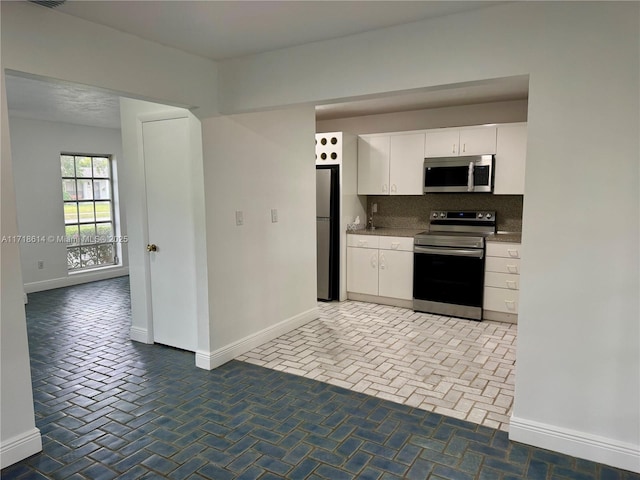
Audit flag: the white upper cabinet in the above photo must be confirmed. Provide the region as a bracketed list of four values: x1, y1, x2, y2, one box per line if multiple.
[494, 123, 527, 195]
[389, 133, 425, 195]
[424, 129, 460, 157]
[358, 132, 425, 195]
[425, 126, 497, 157]
[358, 135, 390, 195]
[459, 127, 497, 155]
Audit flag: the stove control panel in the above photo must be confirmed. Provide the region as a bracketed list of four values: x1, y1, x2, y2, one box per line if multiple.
[430, 211, 496, 223]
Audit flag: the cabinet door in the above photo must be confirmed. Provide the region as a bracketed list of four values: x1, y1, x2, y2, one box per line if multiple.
[425, 130, 459, 157]
[347, 247, 379, 295]
[378, 250, 413, 300]
[389, 133, 425, 195]
[459, 127, 497, 155]
[494, 123, 527, 195]
[358, 136, 390, 195]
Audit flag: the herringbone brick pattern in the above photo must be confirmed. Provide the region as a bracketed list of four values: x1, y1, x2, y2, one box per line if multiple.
[239, 301, 517, 431]
[2, 277, 638, 480]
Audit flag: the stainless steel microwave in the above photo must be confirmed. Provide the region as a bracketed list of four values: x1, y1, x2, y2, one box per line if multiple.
[424, 155, 494, 193]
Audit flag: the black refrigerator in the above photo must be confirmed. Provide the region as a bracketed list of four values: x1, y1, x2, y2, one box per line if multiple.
[316, 165, 339, 301]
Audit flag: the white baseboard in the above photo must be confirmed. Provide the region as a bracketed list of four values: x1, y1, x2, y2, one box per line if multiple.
[130, 326, 152, 344]
[0, 427, 42, 469]
[510, 416, 640, 474]
[24, 267, 129, 294]
[195, 307, 319, 370]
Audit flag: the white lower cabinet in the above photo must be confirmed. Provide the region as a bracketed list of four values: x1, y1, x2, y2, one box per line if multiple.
[484, 241, 521, 322]
[347, 235, 413, 302]
[347, 241, 380, 296]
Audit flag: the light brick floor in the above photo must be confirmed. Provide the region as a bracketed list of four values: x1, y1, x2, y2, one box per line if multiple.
[237, 301, 517, 432]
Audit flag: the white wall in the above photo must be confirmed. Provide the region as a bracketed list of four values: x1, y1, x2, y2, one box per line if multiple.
[8, 116, 128, 292]
[0, 71, 42, 469]
[317, 99, 528, 134]
[219, 2, 640, 472]
[1, 2, 217, 117]
[200, 106, 319, 366]
[0, 3, 217, 467]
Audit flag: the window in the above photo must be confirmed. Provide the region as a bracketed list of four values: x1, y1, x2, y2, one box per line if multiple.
[61, 154, 118, 271]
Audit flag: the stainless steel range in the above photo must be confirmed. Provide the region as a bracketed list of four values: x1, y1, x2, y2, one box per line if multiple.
[413, 210, 496, 321]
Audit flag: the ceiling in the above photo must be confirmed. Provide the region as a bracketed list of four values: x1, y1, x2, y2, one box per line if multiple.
[7, 1, 527, 128]
[49, 1, 504, 61]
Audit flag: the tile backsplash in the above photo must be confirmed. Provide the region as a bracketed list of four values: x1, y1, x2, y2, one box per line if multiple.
[366, 194, 523, 232]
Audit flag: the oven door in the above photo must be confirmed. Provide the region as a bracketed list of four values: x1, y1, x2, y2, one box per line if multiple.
[423, 155, 493, 193]
[413, 246, 485, 320]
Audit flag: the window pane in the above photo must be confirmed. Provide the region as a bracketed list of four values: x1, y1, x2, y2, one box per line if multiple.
[78, 202, 95, 222]
[61, 155, 75, 177]
[96, 244, 115, 266]
[75, 156, 93, 178]
[95, 201, 112, 222]
[65, 225, 80, 245]
[67, 247, 81, 270]
[96, 223, 113, 240]
[62, 179, 76, 200]
[80, 246, 97, 268]
[93, 157, 110, 178]
[80, 224, 96, 244]
[64, 203, 79, 224]
[76, 179, 93, 200]
[93, 179, 111, 200]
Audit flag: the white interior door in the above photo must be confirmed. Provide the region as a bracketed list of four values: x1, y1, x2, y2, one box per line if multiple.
[142, 117, 197, 351]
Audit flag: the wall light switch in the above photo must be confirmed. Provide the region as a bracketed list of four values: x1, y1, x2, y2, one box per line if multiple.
[372, 203, 378, 213]
[271, 209, 278, 223]
[235, 210, 244, 226]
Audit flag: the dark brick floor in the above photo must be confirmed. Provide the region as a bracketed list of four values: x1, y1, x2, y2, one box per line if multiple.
[2, 276, 638, 479]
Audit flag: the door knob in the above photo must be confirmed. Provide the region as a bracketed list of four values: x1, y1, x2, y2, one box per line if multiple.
[147, 244, 157, 252]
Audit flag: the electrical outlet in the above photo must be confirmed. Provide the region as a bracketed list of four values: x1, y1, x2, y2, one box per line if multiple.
[372, 203, 378, 213]
[37, 260, 44, 270]
[235, 210, 244, 226]
[271, 209, 278, 223]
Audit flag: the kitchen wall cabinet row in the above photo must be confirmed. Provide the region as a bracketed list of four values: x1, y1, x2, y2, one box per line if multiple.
[357, 123, 527, 196]
[346, 235, 413, 305]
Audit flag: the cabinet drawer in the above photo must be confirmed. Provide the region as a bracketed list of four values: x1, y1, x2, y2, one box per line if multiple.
[378, 236, 413, 252]
[484, 287, 519, 313]
[485, 272, 519, 290]
[347, 235, 380, 249]
[486, 242, 521, 259]
[485, 257, 520, 274]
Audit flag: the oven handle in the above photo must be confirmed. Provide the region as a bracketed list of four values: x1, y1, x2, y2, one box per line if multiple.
[414, 246, 484, 259]
[468, 161, 474, 192]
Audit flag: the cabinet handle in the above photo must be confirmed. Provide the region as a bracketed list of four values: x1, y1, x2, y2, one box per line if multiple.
[370, 254, 377, 269]
[379, 252, 386, 270]
[506, 264, 519, 273]
[383, 184, 388, 193]
[463, 143, 466, 153]
[391, 242, 400, 250]
[358, 240, 367, 247]
[452, 143, 456, 154]
[507, 249, 519, 257]
[391, 184, 397, 193]
[505, 300, 516, 310]
[506, 280, 517, 289]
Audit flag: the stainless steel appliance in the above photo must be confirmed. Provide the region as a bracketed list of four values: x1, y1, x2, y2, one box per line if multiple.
[316, 166, 339, 300]
[413, 210, 496, 320]
[424, 155, 494, 193]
